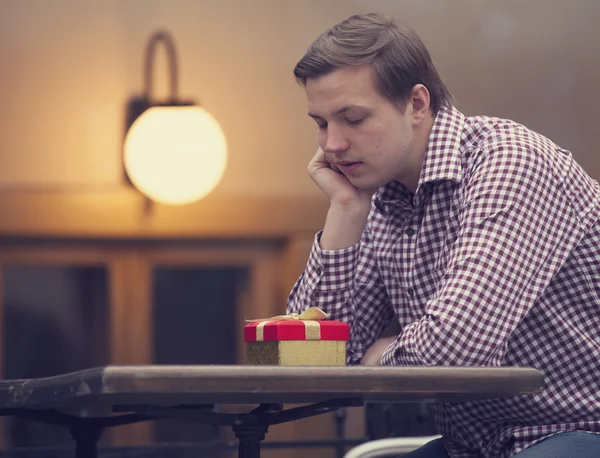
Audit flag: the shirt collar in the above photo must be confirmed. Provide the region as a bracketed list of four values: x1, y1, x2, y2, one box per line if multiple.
[375, 104, 465, 205]
[417, 104, 464, 186]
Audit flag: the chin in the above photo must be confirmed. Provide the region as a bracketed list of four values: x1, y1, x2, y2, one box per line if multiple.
[349, 177, 386, 190]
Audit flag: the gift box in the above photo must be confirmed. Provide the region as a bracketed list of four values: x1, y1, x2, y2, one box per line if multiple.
[244, 308, 349, 366]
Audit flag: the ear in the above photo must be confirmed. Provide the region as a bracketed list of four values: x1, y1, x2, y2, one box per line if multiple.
[409, 84, 431, 125]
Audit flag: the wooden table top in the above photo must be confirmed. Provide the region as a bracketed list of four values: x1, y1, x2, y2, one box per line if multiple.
[0, 365, 544, 410]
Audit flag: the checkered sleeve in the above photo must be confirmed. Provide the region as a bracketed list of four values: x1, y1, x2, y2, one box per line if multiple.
[287, 226, 394, 364]
[382, 143, 593, 367]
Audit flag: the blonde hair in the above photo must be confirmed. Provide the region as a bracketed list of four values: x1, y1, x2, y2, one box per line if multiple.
[294, 13, 452, 113]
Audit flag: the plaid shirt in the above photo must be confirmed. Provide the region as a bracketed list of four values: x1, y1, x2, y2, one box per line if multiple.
[287, 105, 600, 457]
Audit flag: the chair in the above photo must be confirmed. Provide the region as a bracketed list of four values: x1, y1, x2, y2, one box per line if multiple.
[343, 435, 442, 458]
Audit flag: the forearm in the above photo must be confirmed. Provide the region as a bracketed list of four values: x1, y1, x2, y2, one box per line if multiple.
[287, 229, 393, 364]
[320, 203, 370, 250]
[289, 278, 392, 364]
[287, 204, 368, 316]
[286, 234, 360, 318]
[287, 267, 363, 363]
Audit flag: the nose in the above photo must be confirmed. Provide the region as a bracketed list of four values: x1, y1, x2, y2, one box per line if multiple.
[322, 124, 349, 153]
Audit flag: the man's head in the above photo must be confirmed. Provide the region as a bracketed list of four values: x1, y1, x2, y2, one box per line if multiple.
[294, 13, 451, 115]
[294, 13, 450, 191]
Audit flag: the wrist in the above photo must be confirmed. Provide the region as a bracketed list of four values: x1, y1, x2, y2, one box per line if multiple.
[328, 200, 371, 220]
[320, 205, 369, 250]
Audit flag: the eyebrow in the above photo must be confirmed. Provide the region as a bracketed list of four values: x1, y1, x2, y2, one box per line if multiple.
[308, 104, 367, 119]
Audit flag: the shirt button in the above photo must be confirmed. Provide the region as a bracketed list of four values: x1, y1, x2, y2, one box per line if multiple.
[407, 288, 414, 297]
[316, 267, 323, 276]
[405, 227, 416, 237]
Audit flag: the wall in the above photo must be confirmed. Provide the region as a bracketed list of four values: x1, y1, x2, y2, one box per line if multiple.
[0, 0, 598, 202]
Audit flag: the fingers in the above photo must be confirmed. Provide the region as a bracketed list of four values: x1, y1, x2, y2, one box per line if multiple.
[330, 162, 342, 174]
[311, 147, 341, 173]
[308, 147, 328, 174]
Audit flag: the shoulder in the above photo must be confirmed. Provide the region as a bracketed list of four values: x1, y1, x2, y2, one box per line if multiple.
[460, 114, 567, 183]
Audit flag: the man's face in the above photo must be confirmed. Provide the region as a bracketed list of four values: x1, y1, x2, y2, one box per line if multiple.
[305, 64, 419, 190]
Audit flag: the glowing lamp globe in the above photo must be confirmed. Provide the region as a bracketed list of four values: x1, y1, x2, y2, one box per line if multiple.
[124, 105, 227, 205]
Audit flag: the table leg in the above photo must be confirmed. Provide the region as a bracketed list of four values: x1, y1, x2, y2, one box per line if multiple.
[334, 407, 347, 458]
[70, 424, 103, 458]
[75, 439, 97, 458]
[232, 424, 269, 458]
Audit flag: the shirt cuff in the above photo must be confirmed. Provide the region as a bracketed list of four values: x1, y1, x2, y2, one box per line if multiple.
[304, 231, 360, 292]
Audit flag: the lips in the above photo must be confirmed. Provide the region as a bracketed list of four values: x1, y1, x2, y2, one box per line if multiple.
[337, 161, 363, 174]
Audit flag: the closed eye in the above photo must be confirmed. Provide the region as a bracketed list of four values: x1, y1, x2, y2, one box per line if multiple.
[346, 118, 364, 126]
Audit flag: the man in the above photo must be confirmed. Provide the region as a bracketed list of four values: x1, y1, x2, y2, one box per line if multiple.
[287, 12, 600, 458]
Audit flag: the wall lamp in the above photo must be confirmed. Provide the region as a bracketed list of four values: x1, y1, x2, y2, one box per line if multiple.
[123, 30, 228, 206]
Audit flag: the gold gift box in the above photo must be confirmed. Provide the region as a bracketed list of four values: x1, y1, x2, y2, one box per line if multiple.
[244, 308, 349, 366]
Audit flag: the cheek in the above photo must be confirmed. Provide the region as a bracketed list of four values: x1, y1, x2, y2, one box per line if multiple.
[317, 129, 327, 147]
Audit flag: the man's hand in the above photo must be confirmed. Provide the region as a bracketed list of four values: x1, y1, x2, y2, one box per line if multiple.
[360, 336, 397, 366]
[308, 147, 375, 210]
[308, 147, 376, 250]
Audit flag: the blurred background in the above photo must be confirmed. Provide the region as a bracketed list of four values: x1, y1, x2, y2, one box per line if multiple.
[0, 0, 598, 457]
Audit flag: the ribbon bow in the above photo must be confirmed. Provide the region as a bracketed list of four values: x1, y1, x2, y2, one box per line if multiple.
[245, 306, 328, 322]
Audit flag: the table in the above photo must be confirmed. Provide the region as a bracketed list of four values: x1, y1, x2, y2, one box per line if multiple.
[0, 365, 544, 458]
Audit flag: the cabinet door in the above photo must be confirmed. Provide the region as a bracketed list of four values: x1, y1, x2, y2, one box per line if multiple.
[0, 245, 114, 448]
[135, 244, 280, 451]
